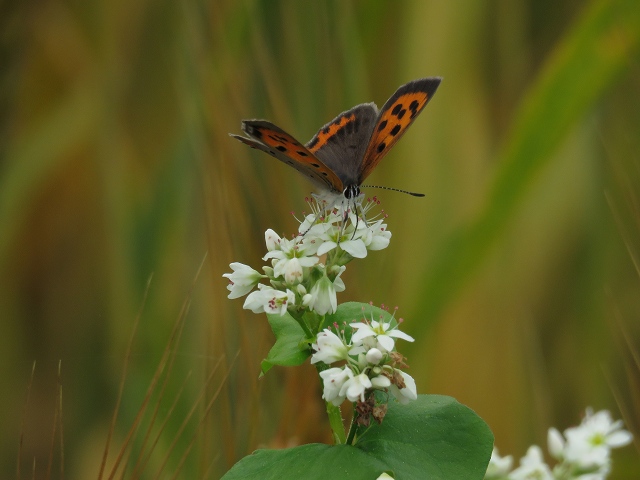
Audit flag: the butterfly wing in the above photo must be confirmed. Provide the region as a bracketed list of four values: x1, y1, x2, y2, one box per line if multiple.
[358, 77, 442, 183]
[305, 104, 379, 188]
[230, 120, 344, 193]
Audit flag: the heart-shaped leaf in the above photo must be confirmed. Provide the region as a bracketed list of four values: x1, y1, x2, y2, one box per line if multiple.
[260, 312, 310, 376]
[222, 394, 493, 479]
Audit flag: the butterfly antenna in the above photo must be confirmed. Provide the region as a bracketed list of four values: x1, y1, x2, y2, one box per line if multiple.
[362, 185, 425, 197]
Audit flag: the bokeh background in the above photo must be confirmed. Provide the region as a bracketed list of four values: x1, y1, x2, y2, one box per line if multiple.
[2, 0, 640, 478]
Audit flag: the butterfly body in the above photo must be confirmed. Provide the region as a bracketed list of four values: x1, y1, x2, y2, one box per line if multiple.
[230, 78, 441, 202]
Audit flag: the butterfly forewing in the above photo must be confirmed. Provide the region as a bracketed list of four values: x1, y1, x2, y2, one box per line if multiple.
[358, 78, 441, 183]
[306, 104, 379, 188]
[232, 120, 344, 193]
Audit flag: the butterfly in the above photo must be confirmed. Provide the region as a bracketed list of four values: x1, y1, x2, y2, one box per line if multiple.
[230, 77, 441, 204]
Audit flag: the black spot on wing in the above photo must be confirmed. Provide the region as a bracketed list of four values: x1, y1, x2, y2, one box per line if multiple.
[390, 124, 401, 136]
[409, 100, 422, 118]
[377, 120, 387, 131]
[269, 134, 289, 143]
[276, 145, 287, 152]
[377, 142, 386, 153]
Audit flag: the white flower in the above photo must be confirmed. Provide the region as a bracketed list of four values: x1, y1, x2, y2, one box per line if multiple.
[297, 198, 341, 236]
[578, 408, 632, 448]
[302, 208, 368, 259]
[222, 263, 263, 299]
[350, 320, 414, 352]
[298, 214, 318, 235]
[361, 219, 392, 251]
[243, 288, 269, 313]
[311, 329, 349, 364]
[303, 277, 335, 315]
[370, 374, 391, 389]
[510, 445, 553, 480]
[365, 347, 383, 365]
[341, 372, 372, 403]
[492, 410, 631, 480]
[320, 367, 352, 406]
[388, 370, 417, 404]
[315, 237, 339, 256]
[547, 427, 565, 459]
[296, 196, 394, 261]
[265, 228, 281, 251]
[282, 256, 305, 284]
[243, 286, 295, 315]
[315, 229, 368, 259]
[264, 236, 318, 285]
[295, 283, 306, 294]
[303, 266, 345, 315]
[375, 473, 394, 479]
[562, 408, 633, 471]
[337, 236, 368, 258]
[485, 448, 513, 478]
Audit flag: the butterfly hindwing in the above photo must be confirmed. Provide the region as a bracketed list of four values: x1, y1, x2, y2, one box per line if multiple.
[306, 103, 379, 187]
[232, 120, 344, 193]
[358, 78, 441, 183]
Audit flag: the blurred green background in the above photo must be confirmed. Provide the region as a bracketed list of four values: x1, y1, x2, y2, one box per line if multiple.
[2, 0, 640, 478]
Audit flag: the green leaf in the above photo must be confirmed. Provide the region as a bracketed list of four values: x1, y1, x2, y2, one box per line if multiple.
[222, 444, 389, 480]
[260, 312, 310, 376]
[222, 395, 493, 479]
[357, 395, 494, 479]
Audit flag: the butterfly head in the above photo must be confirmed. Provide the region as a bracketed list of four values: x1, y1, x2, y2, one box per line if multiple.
[343, 184, 361, 200]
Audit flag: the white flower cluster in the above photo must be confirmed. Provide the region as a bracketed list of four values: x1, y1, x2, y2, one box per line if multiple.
[312, 316, 417, 410]
[485, 408, 633, 480]
[223, 198, 391, 316]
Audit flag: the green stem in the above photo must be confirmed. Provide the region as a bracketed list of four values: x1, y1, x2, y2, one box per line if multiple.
[317, 314, 328, 331]
[325, 401, 346, 444]
[290, 310, 313, 339]
[345, 413, 358, 445]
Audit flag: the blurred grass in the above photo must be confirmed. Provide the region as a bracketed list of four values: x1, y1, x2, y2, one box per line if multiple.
[415, 0, 640, 329]
[1, 0, 640, 478]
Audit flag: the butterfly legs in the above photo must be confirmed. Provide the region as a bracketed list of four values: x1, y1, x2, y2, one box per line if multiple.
[338, 193, 369, 243]
[298, 192, 342, 237]
[298, 190, 368, 245]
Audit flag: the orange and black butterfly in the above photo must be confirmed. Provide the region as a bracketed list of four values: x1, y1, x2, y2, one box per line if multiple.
[230, 78, 441, 201]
